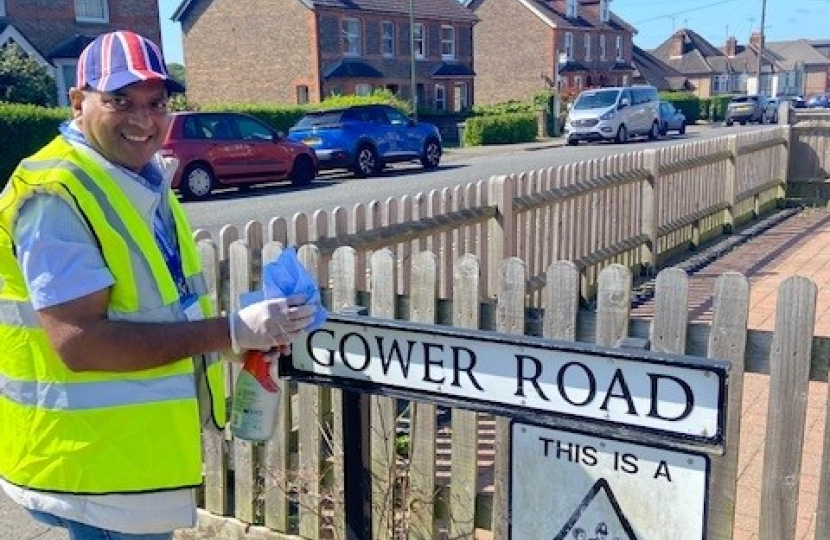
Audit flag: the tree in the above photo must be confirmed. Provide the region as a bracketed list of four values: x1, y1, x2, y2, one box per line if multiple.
[0, 43, 56, 107]
[168, 63, 185, 85]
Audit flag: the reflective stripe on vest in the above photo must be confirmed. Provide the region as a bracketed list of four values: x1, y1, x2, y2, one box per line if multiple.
[0, 298, 39, 328]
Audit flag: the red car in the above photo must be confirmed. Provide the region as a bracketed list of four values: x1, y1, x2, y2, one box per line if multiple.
[160, 111, 317, 200]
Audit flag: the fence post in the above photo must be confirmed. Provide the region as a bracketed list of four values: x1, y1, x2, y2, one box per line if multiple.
[779, 125, 792, 204]
[487, 175, 515, 297]
[641, 150, 659, 274]
[723, 135, 738, 234]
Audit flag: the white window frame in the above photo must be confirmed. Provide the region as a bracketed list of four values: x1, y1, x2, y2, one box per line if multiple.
[413, 23, 426, 59]
[454, 82, 469, 111]
[600, 35, 606, 60]
[713, 74, 729, 94]
[355, 83, 373, 96]
[382, 21, 395, 58]
[600, 0, 610, 23]
[565, 32, 574, 60]
[615, 36, 623, 61]
[296, 85, 310, 104]
[566, 0, 578, 18]
[435, 84, 446, 111]
[75, 0, 109, 23]
[342, 18, 362, 57]
[441, 25, 456, 60]
[575, 75, 583, 90]
[584, 34, 591, 61]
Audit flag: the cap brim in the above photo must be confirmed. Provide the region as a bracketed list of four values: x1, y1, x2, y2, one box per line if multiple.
[90, 71, 186, 94]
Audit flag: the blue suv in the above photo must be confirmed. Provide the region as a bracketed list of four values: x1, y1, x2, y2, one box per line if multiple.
[288, 104, 442, 177]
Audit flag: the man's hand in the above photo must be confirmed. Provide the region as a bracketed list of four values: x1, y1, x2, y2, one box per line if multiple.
[229, 296, 316, 353]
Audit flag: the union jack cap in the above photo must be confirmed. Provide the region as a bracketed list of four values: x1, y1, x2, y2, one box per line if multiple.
[77, 30, 185, 94]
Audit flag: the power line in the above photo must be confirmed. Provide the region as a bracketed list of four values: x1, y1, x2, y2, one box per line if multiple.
[632, 0, 743, 25]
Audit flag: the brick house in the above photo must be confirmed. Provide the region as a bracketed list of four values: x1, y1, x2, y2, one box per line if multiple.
[466, 0, 636, 106]
[172, 0, 478, 112]
[0, 0, 163, 106]
[765, 39, 830, 97]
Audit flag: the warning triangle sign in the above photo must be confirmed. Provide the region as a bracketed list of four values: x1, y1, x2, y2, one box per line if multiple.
[551, 478, 638, 540]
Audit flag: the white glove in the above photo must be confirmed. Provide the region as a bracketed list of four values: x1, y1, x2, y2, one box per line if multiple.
[229, 297, 316, 354]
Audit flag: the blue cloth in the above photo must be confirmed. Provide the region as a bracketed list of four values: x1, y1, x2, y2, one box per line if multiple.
[262, 247, 328, 330]
[27, 509, 172, 539]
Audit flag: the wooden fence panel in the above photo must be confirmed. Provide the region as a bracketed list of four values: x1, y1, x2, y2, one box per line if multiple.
[706, 273, 750, 540]
[449, 254, 481, 540]
[760, 276, 817, 540]
[408, 252, 439, 540]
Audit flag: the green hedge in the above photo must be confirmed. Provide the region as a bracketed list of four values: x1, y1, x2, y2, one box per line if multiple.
[0, 103, 68, 190]
[658, 92, 701, 124]
[463, 113, 537, 146]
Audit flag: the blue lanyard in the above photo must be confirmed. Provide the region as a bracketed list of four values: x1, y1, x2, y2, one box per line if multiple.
[153, 215, 189, 296]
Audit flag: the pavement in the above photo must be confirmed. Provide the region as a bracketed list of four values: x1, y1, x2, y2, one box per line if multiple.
[6, 136, 830, 539]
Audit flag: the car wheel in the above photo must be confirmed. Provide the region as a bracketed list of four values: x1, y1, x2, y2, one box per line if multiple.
[420, 139, 442, 169]
[290, 155, 315, 187]
[660, 122, 668, 136]
[352, 144, 378, 177]
[758, 115, 765, 125]
[181, 163, 215, 201]
[567, 138, 579, 146]
[648, 122, 660, 140]
[615, 125, 628, 144]
[725, 119, 734, 126]
[679, 121, 686, 135]
[740, 120, 747, 126]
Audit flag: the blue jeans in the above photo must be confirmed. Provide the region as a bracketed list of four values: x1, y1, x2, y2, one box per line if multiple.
[27, 509, 173, 540]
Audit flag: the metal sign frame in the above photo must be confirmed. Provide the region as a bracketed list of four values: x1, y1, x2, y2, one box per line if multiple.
[284, 314, 729, 450]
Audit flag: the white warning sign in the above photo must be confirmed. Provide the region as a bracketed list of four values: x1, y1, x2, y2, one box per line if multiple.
[511, 423, 709, 540]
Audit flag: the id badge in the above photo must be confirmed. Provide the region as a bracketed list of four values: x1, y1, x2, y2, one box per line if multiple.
[182, 294, 204, 321]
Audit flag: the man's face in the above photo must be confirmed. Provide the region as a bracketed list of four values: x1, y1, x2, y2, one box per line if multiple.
[70, 80, 170, 173]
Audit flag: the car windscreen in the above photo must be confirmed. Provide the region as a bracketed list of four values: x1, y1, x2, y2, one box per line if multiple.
[294, 111, 343, 128]
[730, 96, 756, 104]
[573, 89, 620, 110]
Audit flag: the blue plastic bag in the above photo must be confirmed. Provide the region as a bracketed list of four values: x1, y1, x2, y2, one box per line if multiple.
[262, 246, 328, 330]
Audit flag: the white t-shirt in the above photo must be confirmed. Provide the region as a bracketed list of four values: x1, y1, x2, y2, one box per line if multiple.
[0, 135, 198, 534]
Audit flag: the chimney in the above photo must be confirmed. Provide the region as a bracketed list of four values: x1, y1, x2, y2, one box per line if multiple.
[750, 31, 763, 49]
[725, 36, 737, 57]
[670, 30, 685, 58]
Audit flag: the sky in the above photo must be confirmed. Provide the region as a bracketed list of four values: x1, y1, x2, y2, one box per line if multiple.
[158, 0, 830, 66]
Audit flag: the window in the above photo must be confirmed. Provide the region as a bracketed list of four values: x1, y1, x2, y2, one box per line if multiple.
[342, 18, 361, 56]
[382, 21, 395, 57]
[454, 82, 469, 111]
[413, 23, 426, 59]
[234, 116, 275, 141]
[564, 33, 573, 60]
[566, 0, 578, 18]
[296, 85, 309, 105]
[584, 34, 591, 61]
[355, 83, 373, 96]
[435, 84, 446, 111]
[441, 26, 456, 60]
[575, 75, 583, 90]
[713, 75, 729, 94]
[75, 0, 108, 22]
[0, 0, 5, 17]
[615, 36, 623, 61]
[600, 0, 610, 22]
[600, 35, 606, 60]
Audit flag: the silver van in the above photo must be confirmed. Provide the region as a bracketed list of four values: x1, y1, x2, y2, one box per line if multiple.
[564, 86, 661, 145]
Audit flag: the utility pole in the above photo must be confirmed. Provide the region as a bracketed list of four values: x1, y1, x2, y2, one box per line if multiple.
[755, 0, 767, 94]
[409, 0, 418, 121]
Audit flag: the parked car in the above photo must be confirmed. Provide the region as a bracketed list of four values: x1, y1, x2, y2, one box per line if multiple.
[160, 112, 318, 200]
[725, 94, 776, 125]
[287, 104, 442, 177]
[564, 85, 661, 146]
[658, 101, 687, 135]
[806, 93, 830, 108]
[785, 95, 807, 109]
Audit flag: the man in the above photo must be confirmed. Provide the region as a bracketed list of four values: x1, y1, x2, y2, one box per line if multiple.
[0, 30, 316, 539]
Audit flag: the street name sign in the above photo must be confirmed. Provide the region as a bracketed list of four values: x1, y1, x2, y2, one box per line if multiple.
[511, 422, 709, 540]
[287, 314, 729, 446]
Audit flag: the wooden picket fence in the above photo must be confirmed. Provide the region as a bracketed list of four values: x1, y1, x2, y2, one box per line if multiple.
[189, 239, 829, 540]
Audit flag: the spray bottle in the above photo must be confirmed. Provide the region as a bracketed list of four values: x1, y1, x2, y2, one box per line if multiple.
[229, 350, 282, 441]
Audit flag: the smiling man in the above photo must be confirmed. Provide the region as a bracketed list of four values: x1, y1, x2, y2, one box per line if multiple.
[0, 30, 318, 539]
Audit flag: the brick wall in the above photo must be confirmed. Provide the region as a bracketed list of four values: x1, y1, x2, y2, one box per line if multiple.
[8, 0, 160, 57]
[472, 0, 552, 105]
[181, 0, 317, 106]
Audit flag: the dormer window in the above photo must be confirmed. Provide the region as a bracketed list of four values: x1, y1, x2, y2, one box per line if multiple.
[566, 0, 578, 18]
[600, 0, 610, 23]
[75, 0, 108, 23]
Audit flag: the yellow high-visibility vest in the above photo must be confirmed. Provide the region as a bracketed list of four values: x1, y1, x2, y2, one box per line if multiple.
[0, 136, 226, 494]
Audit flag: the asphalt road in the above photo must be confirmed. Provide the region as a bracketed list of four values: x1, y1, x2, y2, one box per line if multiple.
[182, 123, 770, 239]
